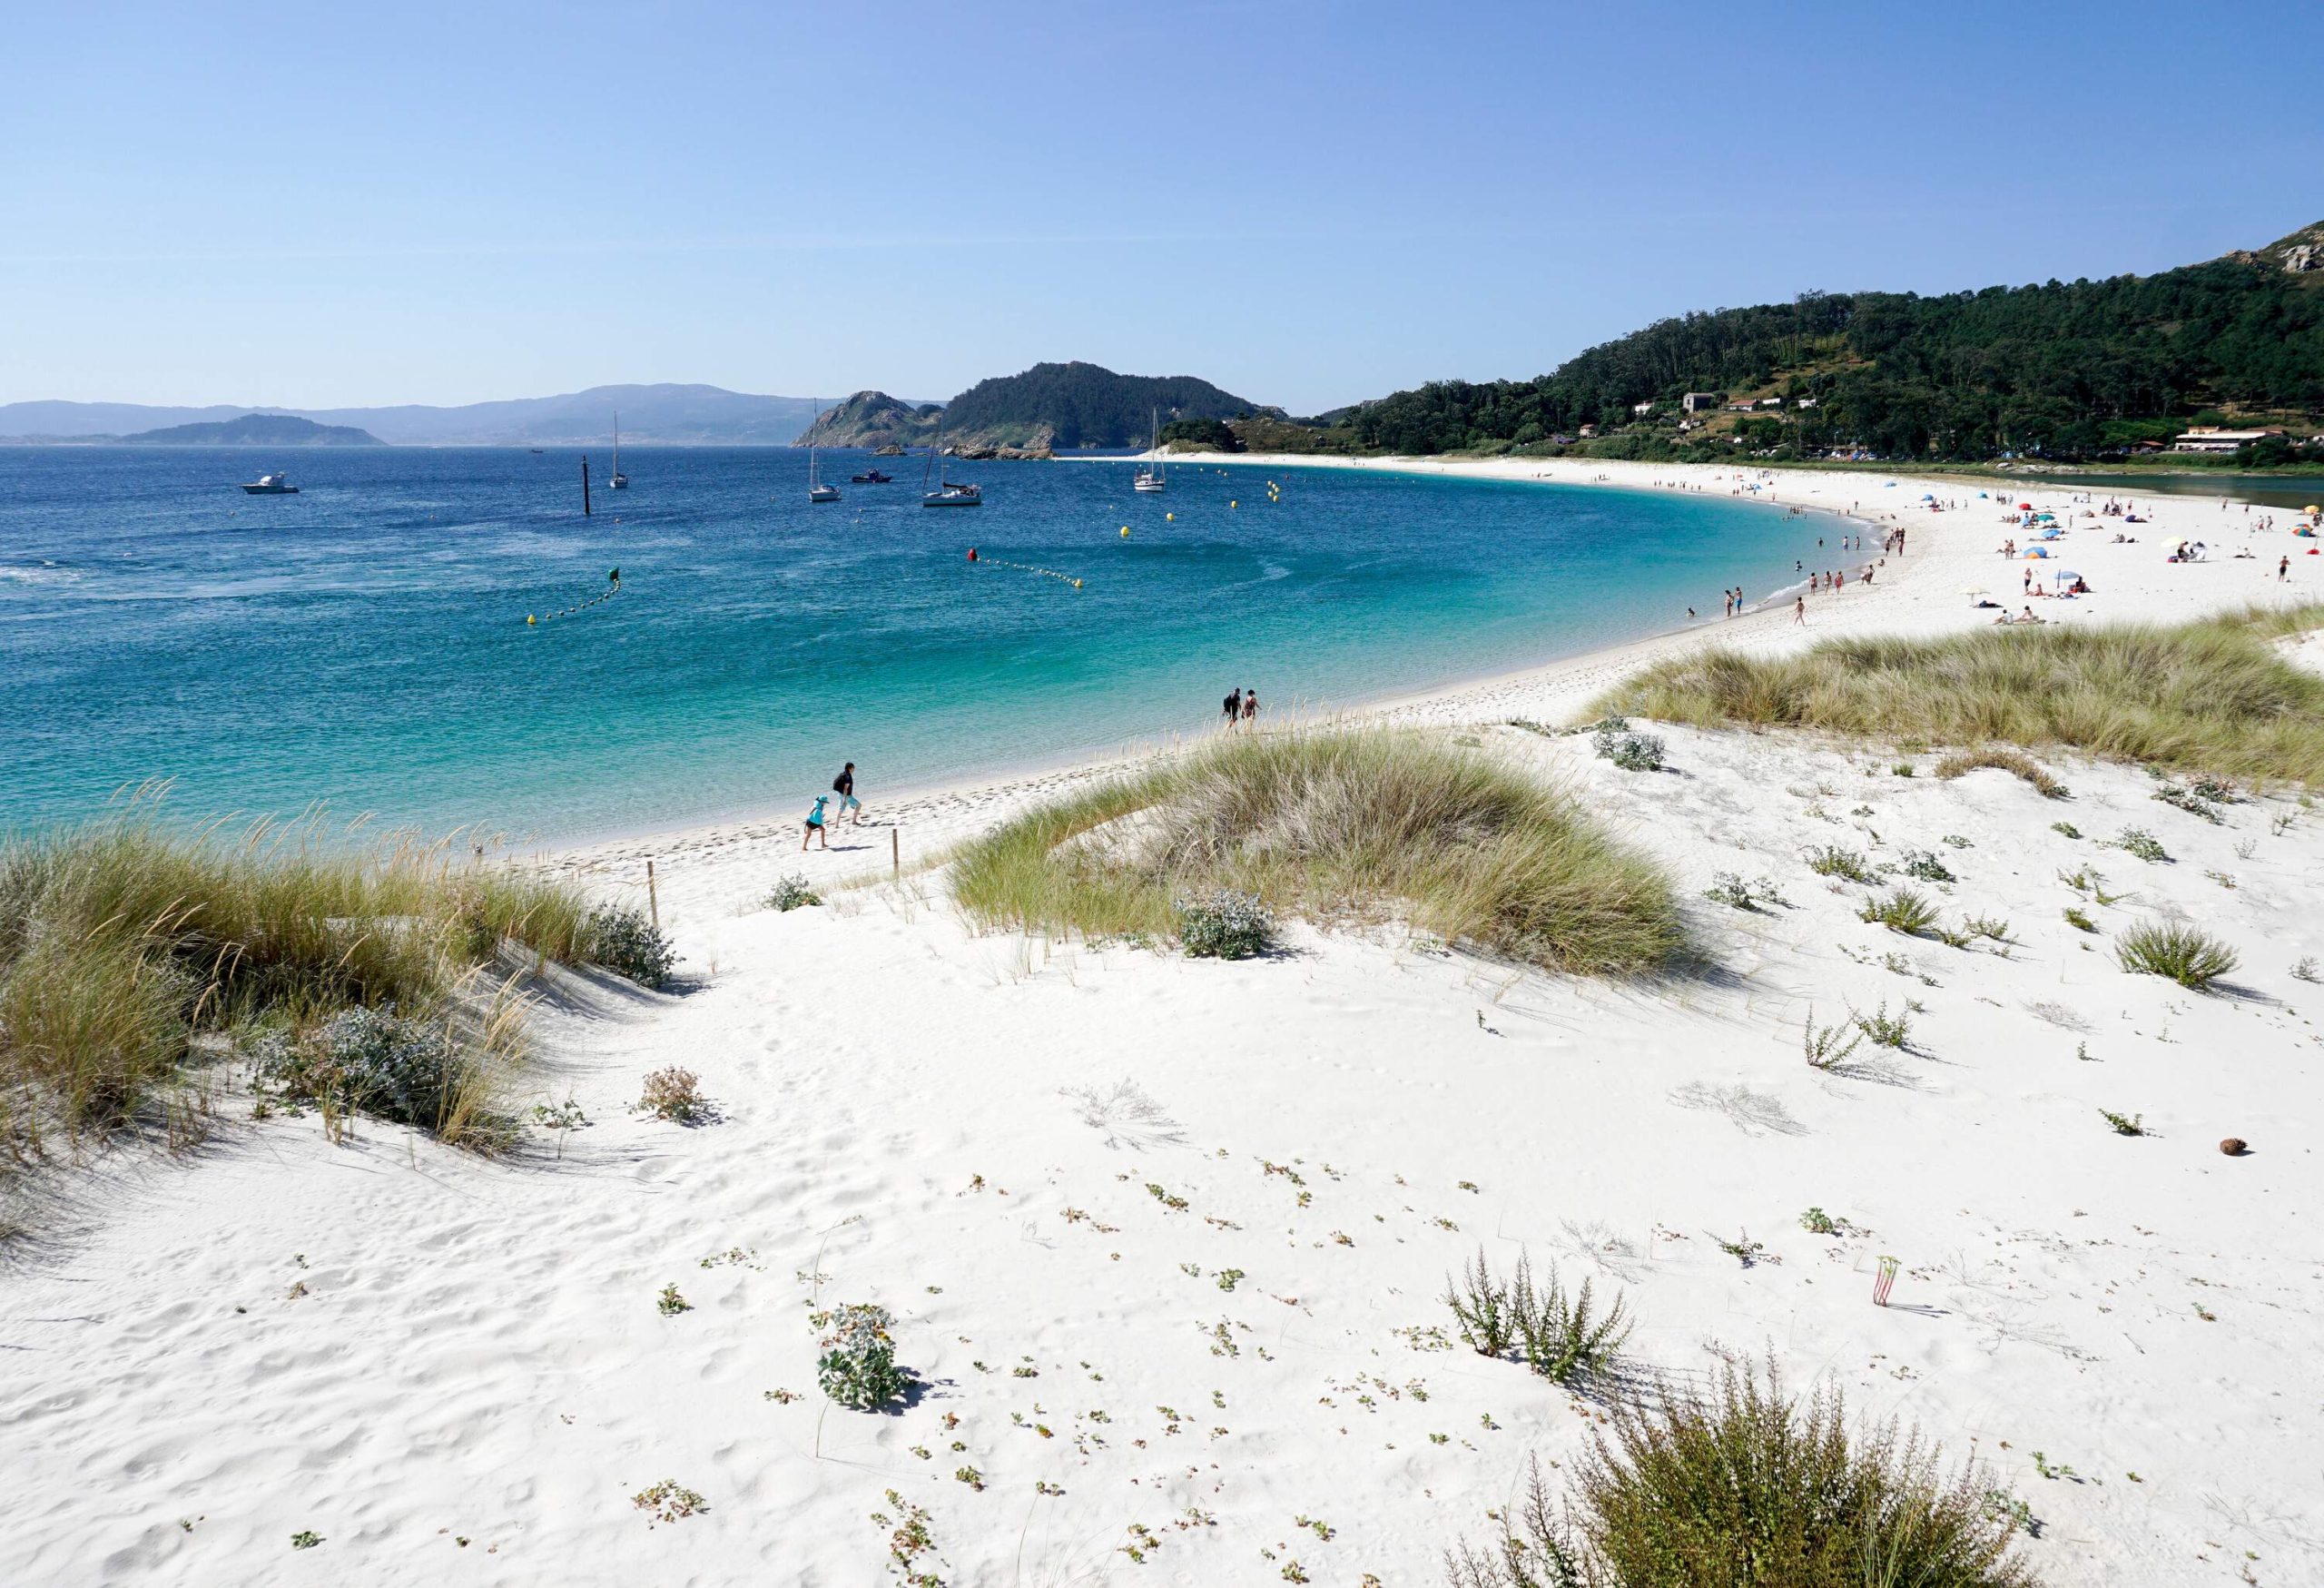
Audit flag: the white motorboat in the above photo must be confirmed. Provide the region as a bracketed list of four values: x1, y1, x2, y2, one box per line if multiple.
[241, 471, 299, 495]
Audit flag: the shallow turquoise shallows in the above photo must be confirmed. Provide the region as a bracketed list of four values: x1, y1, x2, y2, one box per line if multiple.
[1, 448, 1831, 843]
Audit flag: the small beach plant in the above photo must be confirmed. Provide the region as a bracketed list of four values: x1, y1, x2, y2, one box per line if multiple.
[1851, 1001, 1911, 1050]
[584, 904, 679, 988]
[2115, 921, 2238, 990]
[1444, 1364, 2034, 1588]
[635, 1066, 706, 1123]
[2099, 1110, 2146, 1137]
[1805, 845, 1876, 883]
[1900, 849, 1956, 884]
[814, 1301, 909, 1410]
[1175, 889, 1275, 959]
[1593, 716, 1666, 773]
[1445, 1248, 1518, 1356]
[1802, 1009, 1864, 1071]
[2112, 828, 2170, 864]
[765, 873, 822, 912]
[1859, 887, 1940, 937]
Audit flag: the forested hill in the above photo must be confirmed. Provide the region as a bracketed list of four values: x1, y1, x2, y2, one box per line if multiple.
[936, 362, 1265, 449]
[122, 414, 384, 446]
[1334, 221, 2324, 463]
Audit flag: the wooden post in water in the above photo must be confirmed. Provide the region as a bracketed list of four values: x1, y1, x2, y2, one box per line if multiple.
[891, 828, 900, 882]
[646, 859, 659, 932]
[582, 456, 593, 517]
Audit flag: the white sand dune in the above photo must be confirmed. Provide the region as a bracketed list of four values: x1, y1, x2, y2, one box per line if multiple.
[5, 461, 2322, 1585]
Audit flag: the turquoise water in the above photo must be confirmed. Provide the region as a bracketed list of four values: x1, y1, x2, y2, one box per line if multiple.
[0, 448, 1829, 843]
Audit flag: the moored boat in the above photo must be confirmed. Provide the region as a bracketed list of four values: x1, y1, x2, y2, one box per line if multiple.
[241, 471, 299, 495]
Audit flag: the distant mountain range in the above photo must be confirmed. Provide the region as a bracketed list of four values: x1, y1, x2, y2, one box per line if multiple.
[120, 414, 384, 446]
[3, 368, 1276, 452]
[798, 362, 1272, 451]
[0, 384, 857, 446]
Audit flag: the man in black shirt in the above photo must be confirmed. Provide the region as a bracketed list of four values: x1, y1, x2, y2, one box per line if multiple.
[833, 763, 862, 826]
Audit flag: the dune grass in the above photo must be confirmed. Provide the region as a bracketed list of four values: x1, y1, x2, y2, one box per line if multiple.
[0, 806, 598, 1163]
[1449, 1362, 2035, 1588]
[950, 728, 1684, 976]
[1597, 606, 2324, 783]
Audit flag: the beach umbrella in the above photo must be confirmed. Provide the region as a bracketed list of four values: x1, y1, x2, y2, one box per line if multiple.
[1921, 493, 1935, 500]
[2053, 568, 2081, 582]
[2018, 502, 2034, 510]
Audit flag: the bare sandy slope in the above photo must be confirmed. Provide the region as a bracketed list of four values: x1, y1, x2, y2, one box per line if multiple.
[5, 463, 2322, 1586]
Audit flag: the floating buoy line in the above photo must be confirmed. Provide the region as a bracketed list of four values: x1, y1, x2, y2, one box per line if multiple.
[527, 568, 623, 626]
[965, 548, 1082, 589]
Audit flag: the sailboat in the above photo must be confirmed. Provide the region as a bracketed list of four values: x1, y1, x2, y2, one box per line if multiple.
[1133, 407, 1166, 492]
[920, 429, 981, 508]
[808, 399, 841, 502]
[608, 414, 629, 489]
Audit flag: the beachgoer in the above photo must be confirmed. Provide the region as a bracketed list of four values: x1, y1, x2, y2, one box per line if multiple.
[833, 762, 862, 826]
[1242, 688, 1258, 729]
[2281, 556, 2290, 582]
[1793, 596, 1805, 626]
[1223, 687, 1242, 729]
[803, 794, 831, 851]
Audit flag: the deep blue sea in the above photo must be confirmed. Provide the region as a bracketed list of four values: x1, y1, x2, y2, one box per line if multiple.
[0, 447, 1830, 843]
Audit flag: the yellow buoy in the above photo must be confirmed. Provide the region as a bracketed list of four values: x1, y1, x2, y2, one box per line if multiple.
[1165, 512, 1173, 521]
[1230, 500, 1237, 508]
[527, 615, 536, 626]
[1073, 579, 1083, 588]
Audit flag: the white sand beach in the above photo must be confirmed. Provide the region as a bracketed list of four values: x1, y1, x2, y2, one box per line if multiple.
[7, 459, 2322, 1586]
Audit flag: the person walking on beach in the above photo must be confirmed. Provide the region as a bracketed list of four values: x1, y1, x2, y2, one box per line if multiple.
[1223, 687, 1243, 730]
[802, 793, 831, 851]
[1242, 687, 1259, 730]
[2280, 555, 2290, 582]
[1794, 595, 1806, 626]
[832, 762, 862, 826]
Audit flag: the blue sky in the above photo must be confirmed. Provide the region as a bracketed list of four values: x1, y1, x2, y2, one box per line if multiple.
[5, 0, 2319, 414]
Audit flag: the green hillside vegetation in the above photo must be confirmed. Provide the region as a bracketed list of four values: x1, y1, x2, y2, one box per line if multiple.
[1292, 222, 2324, 466]
[794, 390, 944, 449]
[940, 361, 1265, 449]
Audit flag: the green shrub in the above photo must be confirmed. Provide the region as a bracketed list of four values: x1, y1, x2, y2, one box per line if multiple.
[765, 873, 822, 912]
[814, 1302, 909, 1410]
[2115, 921, 2239, 989]
[1806, 845, 1875, 883]
[2112, 828, 2170, 863]
[1900, 850, 1956, 884]
[585, 905, 680, 989]
[255, 1004, 468, 1133]
[1447, 1363, 2034, 1588]
[1852, 1001, 1911, 1050]
[1859, 888, 1941, 937]
[1446, 1248, 1630, 1385]
[1594, 717, 1667, 773]
[1176, 889, 1275, 959]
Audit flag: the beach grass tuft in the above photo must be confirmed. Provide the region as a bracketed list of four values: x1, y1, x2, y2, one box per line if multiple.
[1597, 606, 2324, 784]
[2115, 920, 2239, 990]
[0, 804, 596, 1164]
[950, 728, 1684, 976]
[1447, 1361, 2034, 1588]
[1935, 746, 2071, 799]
